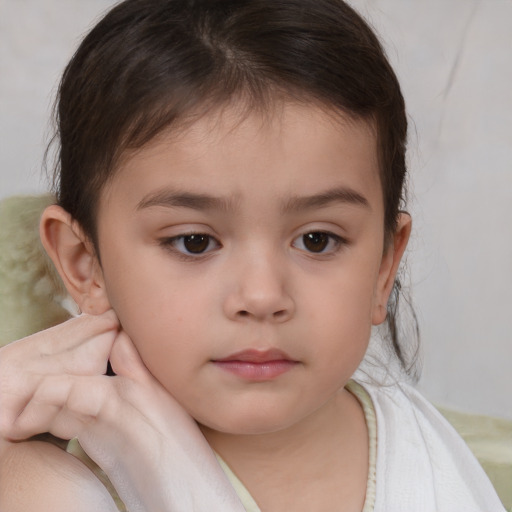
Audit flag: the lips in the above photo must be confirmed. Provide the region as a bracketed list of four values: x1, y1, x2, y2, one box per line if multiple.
[212, 349, 298, 381]
[214, 348, 292, 363]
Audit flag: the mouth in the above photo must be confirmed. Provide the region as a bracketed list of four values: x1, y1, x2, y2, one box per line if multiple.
[212, 349, 299, 381]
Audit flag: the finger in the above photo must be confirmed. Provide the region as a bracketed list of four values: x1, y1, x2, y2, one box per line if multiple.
[3, 310, 119, 364]
[108, 331, 151, 382]
[36, 310, 119, 355]
[58, 328, 119, 376]
[0, 312, 119, 438]
[0, 329, 118, 437]
[27, 312, 119, 375]
[13, 327, 119, 380]
[8, 374, 115, 441]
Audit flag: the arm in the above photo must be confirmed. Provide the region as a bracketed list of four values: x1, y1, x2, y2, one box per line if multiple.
[0, 438, 118, 512]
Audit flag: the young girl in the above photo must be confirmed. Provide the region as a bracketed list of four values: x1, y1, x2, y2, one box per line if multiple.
[0, 0, 505, 511]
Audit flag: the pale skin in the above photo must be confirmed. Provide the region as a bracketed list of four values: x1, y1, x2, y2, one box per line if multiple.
[0, 102, 411, 511]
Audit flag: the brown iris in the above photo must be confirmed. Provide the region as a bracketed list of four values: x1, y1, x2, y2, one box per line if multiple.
[183, 234, 210, 253]
[303, 232, 329, 252]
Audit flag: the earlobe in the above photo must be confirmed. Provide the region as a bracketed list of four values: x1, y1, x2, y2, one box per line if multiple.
[40, 205, 111, 315]
[372, 213, 412, 326]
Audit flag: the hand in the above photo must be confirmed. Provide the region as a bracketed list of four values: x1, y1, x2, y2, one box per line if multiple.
[0, 312, 244, 512]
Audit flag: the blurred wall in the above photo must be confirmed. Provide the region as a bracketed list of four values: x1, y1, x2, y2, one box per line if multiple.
[1, 0, 511, 419]
[353, 0, 512, 420]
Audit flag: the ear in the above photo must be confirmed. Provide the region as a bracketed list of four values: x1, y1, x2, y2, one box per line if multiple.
[39, 205, 111, 315]
[372, 212, 411, 325]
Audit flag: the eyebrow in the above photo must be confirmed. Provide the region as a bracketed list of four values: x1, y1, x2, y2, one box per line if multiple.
[281, 187, 370, 213]
[137, 190, 236, 212]
[137, 186, 370, 213]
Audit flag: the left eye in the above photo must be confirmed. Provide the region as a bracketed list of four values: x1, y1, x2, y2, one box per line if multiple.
[162, 234, 220, 255]
[292, 232, 344, 254]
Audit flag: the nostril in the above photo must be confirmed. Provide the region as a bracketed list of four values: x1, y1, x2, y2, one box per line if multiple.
[273, 309, 287, 319]
[238, 310, 249, 317]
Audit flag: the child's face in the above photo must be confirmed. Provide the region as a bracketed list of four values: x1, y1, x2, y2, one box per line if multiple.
[95, 103, 393, 434]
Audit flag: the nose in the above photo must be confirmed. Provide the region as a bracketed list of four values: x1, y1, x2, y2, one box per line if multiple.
[223, 249, 295, 323]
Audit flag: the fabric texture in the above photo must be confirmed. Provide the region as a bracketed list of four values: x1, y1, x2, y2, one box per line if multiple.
[346, 380, 377, 512]
[361, 378, 506, 512]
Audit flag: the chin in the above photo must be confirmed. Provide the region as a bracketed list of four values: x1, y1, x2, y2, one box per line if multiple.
[196, 405, 303, 436]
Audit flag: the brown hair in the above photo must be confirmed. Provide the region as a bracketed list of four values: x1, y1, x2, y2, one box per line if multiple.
[50, 0, 417, 372]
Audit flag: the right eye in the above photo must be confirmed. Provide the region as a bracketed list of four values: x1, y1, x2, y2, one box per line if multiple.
[160, 234, 220, 256]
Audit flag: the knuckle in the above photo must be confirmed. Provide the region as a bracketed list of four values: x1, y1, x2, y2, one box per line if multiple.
[66, 377, 112, 422]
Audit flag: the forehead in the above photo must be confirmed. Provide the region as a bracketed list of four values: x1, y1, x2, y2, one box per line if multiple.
[101, 102, 382, 214]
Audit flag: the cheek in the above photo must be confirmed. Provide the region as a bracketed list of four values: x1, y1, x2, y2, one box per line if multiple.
[303, 259, 379, 361]
[103, 260, 215, 378]
[311, 294, 372, 363]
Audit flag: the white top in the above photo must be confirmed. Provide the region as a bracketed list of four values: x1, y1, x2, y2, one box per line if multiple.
[218, 379, 506, 512]
[363, 379, 505, 511]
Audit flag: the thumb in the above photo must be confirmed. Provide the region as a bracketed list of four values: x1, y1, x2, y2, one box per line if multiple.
[109, 331, 151, 382]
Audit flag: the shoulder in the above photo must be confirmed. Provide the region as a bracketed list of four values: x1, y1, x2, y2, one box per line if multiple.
[0, 438, 118, 512]
[355, 378, 506, 512]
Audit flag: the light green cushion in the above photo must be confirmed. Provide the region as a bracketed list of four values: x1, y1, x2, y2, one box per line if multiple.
[0, 195, 71, 347]
[439, 407, 512, 511]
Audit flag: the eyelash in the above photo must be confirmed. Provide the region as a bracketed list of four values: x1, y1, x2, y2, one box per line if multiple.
[159, 233, 221, 261]
[159, 231, 347, 260]
[291, 231, 347, 255]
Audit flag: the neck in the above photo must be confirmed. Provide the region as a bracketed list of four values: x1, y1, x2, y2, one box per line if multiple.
[200, 387, 369, 512]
